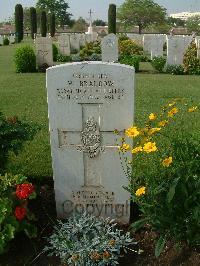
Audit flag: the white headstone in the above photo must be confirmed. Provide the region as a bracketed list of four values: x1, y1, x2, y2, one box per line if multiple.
[101, 34, 118, 62]
[79, 34, 86, 47]
[9, 35, 15, 44]
[35, 37, 53, 67]
[0, 36, 3, 45]
[58, 35, 70, 56]
[167, 36, 192, 65]
[46, 62, 134, 223]
[70, 34, 80, 52]
[143, 34, 165, 59]
[195, 36, 200, 58]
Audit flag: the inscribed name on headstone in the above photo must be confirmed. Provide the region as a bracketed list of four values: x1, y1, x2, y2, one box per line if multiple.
[101, 34, 118, 62]
[70, 34, 80, 52]
[46, 62, 134, 223]
[35, 37, 53, 67]
[58, 35, 70, 56]
[167, 36, 192, 65]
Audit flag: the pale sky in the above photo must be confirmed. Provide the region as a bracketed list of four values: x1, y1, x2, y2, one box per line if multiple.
[1, 0, 200, 22]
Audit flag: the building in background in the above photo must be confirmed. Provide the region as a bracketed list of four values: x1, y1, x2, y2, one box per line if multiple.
[170, 11, 200, 21]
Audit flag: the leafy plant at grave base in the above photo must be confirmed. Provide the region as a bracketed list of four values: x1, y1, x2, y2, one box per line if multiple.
[119, 39, 143, 57]
[119, 55, 140, 72]
[3, 38, 10, 46]
[38, 63, 49, 73]
[166, 64, 184, 75]
[52, 43, 59, 61]
[0, 173, 37, 254]
[56, 53, 72, 62]
[0, 112, 38, 173]
[44, 213, 136, 265]
[89, 53, 102, 61]
[151, 56, 166, 73]
[14, 45, 36, 73]
[79, 41, 101, 60]
[117, 99, 200, 257]
[71, 54, 82, 62]
[183, 41, 200, 75]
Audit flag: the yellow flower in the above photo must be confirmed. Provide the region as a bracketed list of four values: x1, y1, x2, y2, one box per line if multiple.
[148, 127, 161, 135]
[149, 113, 157, 120]
[119, 143, 130, 152]
[168, 101, 176, 107]
[135, 186, 146, 197]
[162, 156, 173, 167]
[143, 142, 157, 153]
[125, 126, 140, 138]
[168, 107, 178, 117]
[188, 106, 198, 113]
[158, 120, 168, 127]
[132, 146, 143, 154]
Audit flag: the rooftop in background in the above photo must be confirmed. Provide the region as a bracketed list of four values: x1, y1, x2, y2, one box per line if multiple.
[170, 11, 200, 21]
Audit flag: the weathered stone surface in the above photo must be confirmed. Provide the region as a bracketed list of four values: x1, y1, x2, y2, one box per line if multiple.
[46, 62, 135, 223]
[101, 34, 118, 62]
[58, 35, 70, 56]
[35, 37, 53, 66]
[70, 34, 80, 52]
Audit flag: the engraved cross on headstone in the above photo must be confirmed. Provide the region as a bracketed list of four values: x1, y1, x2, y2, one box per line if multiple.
[58, 103, 123, 188]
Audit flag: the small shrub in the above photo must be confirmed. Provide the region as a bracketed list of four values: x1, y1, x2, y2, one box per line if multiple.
[14, 45, 36, 73]
[118, 34, 129, 42]
[3, 38, 9, 46]
[52, 43, 58, 62]
[119, 39, 143, 56]
[71, 54, 82, 62]
[183, 41, 200, 75]
[79, 41, 101, 60]
[44, 213, 135, 265]
[166, 64, 184, 75]
[0, 173, 37, 254]
[89, 53, 102, 61]
[151, 56, 166, 72]
[56, 53, 71, 62]
[120, 55, 140, 72]
[0, 112, 38, 172]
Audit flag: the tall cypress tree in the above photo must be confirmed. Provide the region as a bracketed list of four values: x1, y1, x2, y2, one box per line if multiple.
[41, 11, 47, 37]
[30, 7, 37, 39]
[15, 4, 24, 42]
[50, 13, 56, 37]
[108, 4, 116, 34]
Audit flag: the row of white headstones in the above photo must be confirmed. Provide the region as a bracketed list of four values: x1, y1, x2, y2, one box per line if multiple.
[45, 33, 200, 223]
[36, 33, 200, 68]
[0, 35, 15, 45]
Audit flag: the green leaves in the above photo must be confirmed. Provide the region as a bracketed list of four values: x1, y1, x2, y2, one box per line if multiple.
[155, 235, 166, 257]
[167, 177, 180, 204]
[131, 218, 148, 231]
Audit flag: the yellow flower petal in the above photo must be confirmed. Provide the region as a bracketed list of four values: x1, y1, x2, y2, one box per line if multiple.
[188, 106, 198, 113]
[162, 156, 173, 167]
[125, 126, 140, 138]
[149, 113, 157, 121]
[135, 186, 146, 197]
[143, 142, 157, 153]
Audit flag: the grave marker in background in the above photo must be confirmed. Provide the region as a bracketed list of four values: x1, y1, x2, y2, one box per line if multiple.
[35, 37, 53, 67]
[58, 35, 70, 56]
[101, 34, 118, 62]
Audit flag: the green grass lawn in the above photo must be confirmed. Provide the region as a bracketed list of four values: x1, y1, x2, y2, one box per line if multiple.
[0, 38, 200, 177]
